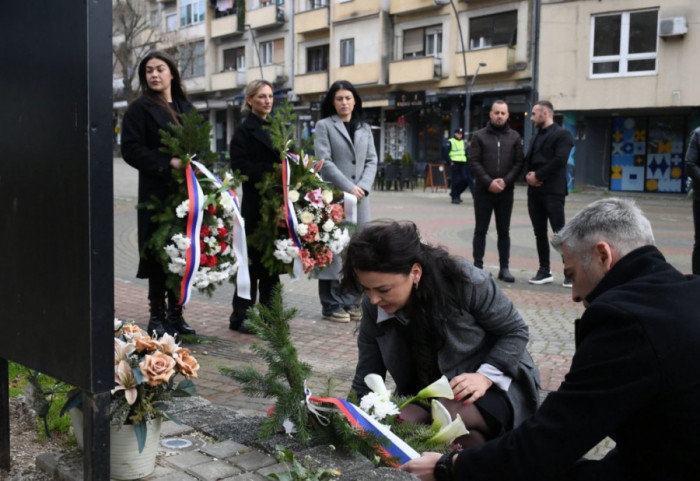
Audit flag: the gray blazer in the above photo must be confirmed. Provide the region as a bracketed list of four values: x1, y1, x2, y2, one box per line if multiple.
[351, 261, 541, 427]
[314, 115, 378, 279]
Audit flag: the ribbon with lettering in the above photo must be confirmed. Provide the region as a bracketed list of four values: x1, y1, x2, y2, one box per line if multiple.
[190, 159, 250, 301]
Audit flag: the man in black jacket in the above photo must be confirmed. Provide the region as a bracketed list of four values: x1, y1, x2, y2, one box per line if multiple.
[468, 100, 524, 282]
[684, 126, 700, 274]
[402, 197, 700, 481]
[524, 100, 574, 286]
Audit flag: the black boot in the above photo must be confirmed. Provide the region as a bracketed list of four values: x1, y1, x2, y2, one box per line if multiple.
[146, 298, 166, 338]
[167, 292, 196, 336]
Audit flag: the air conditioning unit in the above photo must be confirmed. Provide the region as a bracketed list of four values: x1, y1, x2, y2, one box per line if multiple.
[659, 17, 687, 37]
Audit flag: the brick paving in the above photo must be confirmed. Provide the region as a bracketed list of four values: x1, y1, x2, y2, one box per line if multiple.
[112, 157, 694, 463]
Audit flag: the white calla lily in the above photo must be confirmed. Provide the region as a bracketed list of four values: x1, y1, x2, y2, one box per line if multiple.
[430, 400, 452, 431]
[364, 374, 390, 400]
[399, 375, 455, 409]
[427, 413, 469, 445]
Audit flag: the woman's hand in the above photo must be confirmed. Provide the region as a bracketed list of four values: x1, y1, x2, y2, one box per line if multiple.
[170, 157, 183, 169]
[450, 373, 493, 404]
[400, 452, 442, 480]
[350, 185, 365, 200]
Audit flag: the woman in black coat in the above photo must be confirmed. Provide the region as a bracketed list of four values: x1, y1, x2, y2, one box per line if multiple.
[228, 79, 281, 334]
[121, 51, 196, 337]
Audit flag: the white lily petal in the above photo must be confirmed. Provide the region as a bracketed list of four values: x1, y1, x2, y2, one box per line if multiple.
[364, 373, 389, 398]
[417, 375, 454, 400]
[430, 400, 452, 431]
[428, 413, 470, 445]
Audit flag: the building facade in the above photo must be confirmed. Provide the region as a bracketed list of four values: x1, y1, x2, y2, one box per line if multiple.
[539, 0, 698, 193]
[114, 0, 538, 169]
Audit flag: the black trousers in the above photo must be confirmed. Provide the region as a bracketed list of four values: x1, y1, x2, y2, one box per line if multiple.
[527, 192, 566, 272]
[231, 248, 280, 326]
[450, 162, 473, 200]
[472, 189, 514, 269]
[694, 197, 700, 275]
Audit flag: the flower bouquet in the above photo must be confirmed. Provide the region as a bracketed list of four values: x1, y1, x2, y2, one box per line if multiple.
[249, 102, 352, 277]
[62, 319, 199, 453]
[145, 109, 248, 304]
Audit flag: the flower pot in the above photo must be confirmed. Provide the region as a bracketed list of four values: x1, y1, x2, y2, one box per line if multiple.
[69, 408, 161, 480]
[110, 418, 162, 480]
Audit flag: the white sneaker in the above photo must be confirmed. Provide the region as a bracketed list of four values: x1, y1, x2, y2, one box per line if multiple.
[528, 269, 553, 285]
[322, 310, 351, 323]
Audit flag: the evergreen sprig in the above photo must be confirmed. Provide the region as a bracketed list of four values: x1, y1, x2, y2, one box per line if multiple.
[158, 109, 218, 168]
[220, 286, 314, 443]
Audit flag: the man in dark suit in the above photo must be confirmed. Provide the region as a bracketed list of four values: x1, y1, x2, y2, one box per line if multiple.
[402, 197, 700, 481]
[524, 100, 574, 286]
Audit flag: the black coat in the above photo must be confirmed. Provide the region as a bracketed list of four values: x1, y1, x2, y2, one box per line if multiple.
[468, 122, 524, 193]
[121, 95, 193, 278]
[455, 246, 700, 480]
[229, 112, 280, 237]
[684, 127, 700, 200]
[524, 123, 574, 196]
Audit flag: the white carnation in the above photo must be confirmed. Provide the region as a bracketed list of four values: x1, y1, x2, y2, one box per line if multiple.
[296, 223, 309, 237]
[164, 244, 180, 259]
[299, 210, 314, 224]
[175, 200, 189, 218]
[288, 189, 300, 203]
[322, 219, 335, 232]
[171, 234, 191, 251]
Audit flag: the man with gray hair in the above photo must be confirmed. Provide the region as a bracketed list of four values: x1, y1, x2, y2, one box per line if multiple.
[402, 197, 700, 480]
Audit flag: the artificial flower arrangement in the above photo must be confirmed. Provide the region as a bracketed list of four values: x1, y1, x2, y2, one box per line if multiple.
[62, 319, 199, 452]
[145, 109, 246, 303]
[247, 102, 352, 277]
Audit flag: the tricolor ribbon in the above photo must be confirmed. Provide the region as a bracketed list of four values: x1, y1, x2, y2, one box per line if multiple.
[190, 159, 251, 301]
[305, 389, 419, 467]
[179, 162, 205, 305]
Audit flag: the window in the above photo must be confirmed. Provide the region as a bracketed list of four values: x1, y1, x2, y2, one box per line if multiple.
[340, 38, 354, 66]
[223, 46, 245, 71]
[181, 41, 205, 78]
[403, 26, 442, 59]
[469, 11, 517, 50]
[307, 0, 328, 9]
[307, 45, 329, 72]
[591, 9, 658, 77]
[260, 41, 273, 65]
[180, 0, 205, 27]
[165, 12, 178, 32]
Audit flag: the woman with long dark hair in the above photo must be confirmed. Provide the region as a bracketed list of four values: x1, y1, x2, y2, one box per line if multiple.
[228, 79, 281, 334]
[314, 80, 377, 323]
[121, 51, 196, 338]
[342, 220, 540, 448]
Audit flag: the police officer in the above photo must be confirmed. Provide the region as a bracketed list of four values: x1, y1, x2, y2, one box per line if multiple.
[444, 128, 473, 204]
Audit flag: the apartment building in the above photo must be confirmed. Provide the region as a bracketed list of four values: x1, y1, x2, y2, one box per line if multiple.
[114, 0, 537, 166]
[539, 0, 699, 193]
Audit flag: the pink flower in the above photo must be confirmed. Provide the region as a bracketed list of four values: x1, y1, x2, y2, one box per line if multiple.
[301, 223, 319, 243]
[330, 203, 344, 223]
[313, 246, 333, 269]
[304, 188, 325, 208]
[300, 249, 316, 273]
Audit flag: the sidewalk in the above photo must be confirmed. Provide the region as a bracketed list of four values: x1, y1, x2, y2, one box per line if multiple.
[41, 158, 693, 479]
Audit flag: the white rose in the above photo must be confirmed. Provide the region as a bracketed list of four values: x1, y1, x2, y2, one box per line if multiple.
[296, 223, 309, 236]
[288, 190, 300, 203]
[321, 189, 334, 204]
[299, 211, 314, 224]
[322, 219, 335, 232]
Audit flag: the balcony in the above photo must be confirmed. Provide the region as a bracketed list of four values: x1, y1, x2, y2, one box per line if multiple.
[332, 62, 382, 86]
[211, 14, 242, 38]
[389, 56, 441, 85]
[245, 63, 286, 85]
[247, 4, 284, 30]
[333, 0, 379, 22]
[211, 69, 246, 91]
[294, 71, 328, 95]
[295, 5, 329, 34]
[389, 0, 442, 15]
[454, 46, 519, 77]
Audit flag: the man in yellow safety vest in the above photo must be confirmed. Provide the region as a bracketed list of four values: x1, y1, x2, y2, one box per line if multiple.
[444, 128, 473, 204]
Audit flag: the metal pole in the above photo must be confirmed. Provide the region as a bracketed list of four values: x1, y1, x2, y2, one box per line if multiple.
[447, 0, 470, 134]
[246, 24, 265, 79]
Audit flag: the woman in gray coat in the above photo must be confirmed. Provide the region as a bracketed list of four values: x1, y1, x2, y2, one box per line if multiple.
[314, 80, 378, 322]
[342, 220, 540, 448]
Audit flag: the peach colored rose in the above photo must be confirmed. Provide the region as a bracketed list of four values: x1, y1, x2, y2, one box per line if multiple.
[133, 335, 160, 353]
[139, 352, 176, 386]
[330, 203, 344, 223]
[300, 249, 316, 273]
[174, 348, 200, 379]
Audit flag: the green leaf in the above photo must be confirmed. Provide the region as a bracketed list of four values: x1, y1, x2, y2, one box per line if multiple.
[133, 420, 148, 453]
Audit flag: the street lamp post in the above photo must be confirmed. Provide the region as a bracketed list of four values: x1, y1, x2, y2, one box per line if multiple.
[465, 61, 487, 136]
[245, 24, 265, 79]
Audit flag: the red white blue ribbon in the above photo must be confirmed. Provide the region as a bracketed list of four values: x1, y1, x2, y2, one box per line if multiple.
[179, 162, 205, 305]
[190, 159, 250, 300]
[306, 390, 419, 467]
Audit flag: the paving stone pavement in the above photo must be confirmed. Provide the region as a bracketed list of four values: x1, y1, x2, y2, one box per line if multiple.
[60, 157, 692, 479]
